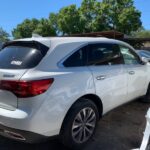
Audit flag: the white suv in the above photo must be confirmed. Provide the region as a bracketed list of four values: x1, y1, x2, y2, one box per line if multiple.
[0, 37, 149, 149]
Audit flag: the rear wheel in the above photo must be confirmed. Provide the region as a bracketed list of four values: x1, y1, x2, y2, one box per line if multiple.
[60, 98, 99, 149]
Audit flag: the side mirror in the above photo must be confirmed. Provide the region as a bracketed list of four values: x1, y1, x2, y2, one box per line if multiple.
[141, 57, 149, 64]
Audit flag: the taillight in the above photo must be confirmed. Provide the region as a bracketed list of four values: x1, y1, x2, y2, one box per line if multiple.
[0, 79, 54, 98]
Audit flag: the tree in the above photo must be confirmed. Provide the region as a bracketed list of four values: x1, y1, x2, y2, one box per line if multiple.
[79, 0, 98, 32]
[79, 0, 110, 32]
[0, 27, 9, 42]
[12, 0, 142, 37]
[56, 0, 142, 35]
[102, 0, 142, 34]
[133, 30, 150, 38]
[33, 18, 56, 36]
[57, 5, 83, 35]
[12, 19, 39, 39]
[49, 13, 59, 33]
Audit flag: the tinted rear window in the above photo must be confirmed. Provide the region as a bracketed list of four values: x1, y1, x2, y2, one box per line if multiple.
[0, 46, 43, 69]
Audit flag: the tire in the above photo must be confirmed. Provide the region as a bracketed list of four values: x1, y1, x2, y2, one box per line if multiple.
[141, 84, 150, 103]
[60, 98, 99, 149]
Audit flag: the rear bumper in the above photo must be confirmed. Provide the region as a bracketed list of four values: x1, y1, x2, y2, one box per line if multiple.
[0, 107, 60, 139]
[0, 124, 57, 143]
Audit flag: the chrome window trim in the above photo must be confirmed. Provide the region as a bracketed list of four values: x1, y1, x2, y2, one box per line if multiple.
[57, 41, 132, 68]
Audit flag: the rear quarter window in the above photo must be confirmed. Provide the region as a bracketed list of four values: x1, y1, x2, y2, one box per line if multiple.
[0, 46, 43, 69]
[63, 46, 87, 67]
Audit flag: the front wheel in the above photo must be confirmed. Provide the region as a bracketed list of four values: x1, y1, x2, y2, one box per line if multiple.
[60, 99, 99, 149]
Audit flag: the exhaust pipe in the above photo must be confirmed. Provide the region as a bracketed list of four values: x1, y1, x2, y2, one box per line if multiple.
[4, 130, 26, 141]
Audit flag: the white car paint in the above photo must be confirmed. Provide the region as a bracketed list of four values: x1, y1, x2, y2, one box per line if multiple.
[89, 65, 128, 113]
[0, 37, 149, 141]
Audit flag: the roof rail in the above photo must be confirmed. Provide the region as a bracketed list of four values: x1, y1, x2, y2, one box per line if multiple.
[32, 33, 42, 38]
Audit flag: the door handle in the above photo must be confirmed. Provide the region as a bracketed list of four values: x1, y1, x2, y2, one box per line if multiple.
[128, 71, 135, 75]
[96, 75, 106, 80]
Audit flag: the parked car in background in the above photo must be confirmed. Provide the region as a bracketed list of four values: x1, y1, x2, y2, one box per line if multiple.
[137, 50, 150, 62]
[0, 37, 149, 149]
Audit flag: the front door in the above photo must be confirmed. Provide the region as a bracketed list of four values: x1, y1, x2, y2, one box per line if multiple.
[120, 45, 147, 100]
[87, 43, 128, 113]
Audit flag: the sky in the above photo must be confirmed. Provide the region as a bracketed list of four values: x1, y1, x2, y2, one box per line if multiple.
[0, 0, 149, 36]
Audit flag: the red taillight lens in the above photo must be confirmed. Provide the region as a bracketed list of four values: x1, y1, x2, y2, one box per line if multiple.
[0, 79, 54, 98]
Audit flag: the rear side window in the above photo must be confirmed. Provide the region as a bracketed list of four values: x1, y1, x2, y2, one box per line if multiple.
[0, 46, 43, 69]
[87, 43, 124, 65]
[63, 46, 87, 67]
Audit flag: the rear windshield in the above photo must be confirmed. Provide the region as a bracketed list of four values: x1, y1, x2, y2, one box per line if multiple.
[0, 46, 43, 69]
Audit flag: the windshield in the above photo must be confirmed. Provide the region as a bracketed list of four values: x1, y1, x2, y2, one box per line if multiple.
[0, 46, 43, 69]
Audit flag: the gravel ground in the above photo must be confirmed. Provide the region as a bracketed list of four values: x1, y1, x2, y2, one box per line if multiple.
[0, 100, 149, 150]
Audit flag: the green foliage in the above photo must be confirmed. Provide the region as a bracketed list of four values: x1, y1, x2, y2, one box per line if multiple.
[49, 13, 59, 32]
[34, 18, 56, 36]
[79, 0, 98, 32]
[133, 30, 150, 38]
[12, 19, 39, 39]
[56, 0, 142, 35]
[12, 0, 142, 38]
[0, 27, 9, 42]
[102, 0, 142, 34]
[12, 17, 56, 39]
[57, 5, 83, 35]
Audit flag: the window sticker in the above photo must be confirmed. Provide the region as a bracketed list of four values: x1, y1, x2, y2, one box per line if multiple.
[11, 61, 22, 66]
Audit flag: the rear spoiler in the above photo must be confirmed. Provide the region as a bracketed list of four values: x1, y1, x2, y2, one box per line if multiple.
[2, 41, 49, 56]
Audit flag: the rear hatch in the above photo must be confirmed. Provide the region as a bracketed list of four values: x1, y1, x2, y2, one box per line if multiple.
[0, 41, 49, 110]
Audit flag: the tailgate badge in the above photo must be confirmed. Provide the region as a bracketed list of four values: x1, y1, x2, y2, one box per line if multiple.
[3, 74, 15, 78]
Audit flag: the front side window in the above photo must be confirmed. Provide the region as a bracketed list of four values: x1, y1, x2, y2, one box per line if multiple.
[63, 46, 87, 67]
[87, 43, 124, 66]
[0, 46, 43, 69]
[120, 46, 141, 65]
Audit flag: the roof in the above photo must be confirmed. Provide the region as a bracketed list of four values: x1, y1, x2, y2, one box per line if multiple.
[16, 36, 119, 43]
[13, 36, 133, 50]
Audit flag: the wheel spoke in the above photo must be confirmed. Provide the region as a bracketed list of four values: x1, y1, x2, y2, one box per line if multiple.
[82, 108, 86, 121]
[72, 123, 82, 130]
[76, 129, 83, 142]
[77, 112, 83, 122]
[83, 128, 87, 141]
[85, 126, 93, 134]
[72, 127, 82, 137]
[87, 113, 95, 123]
[88, 109, 93, 118]
[86, 122, 95, 128]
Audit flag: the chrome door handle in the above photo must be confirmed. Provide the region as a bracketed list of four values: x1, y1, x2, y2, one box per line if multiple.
[128, 71, 135, 75]
[96, 75, 106, 80]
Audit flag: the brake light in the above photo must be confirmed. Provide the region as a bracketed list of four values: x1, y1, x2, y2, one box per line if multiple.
[0, 79, 54, 98]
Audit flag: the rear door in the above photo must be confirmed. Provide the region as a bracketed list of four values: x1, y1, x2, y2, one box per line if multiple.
[0, 42, 47, 110]
[88, 43, 128, 113]
[120, 45, 147, 100]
